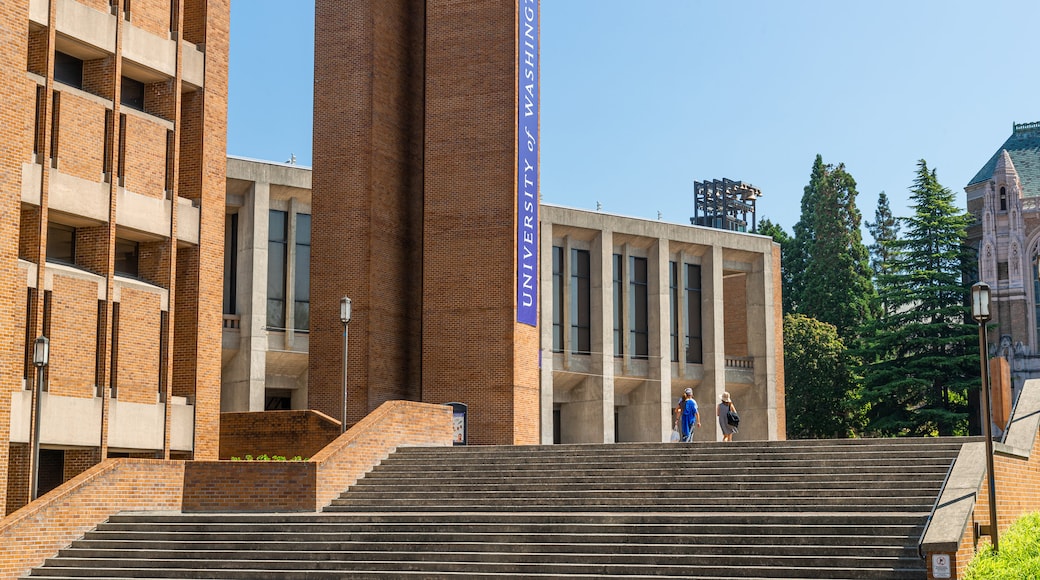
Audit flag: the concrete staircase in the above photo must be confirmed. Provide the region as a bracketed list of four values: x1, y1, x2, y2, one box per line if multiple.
[24, 438, 965, 579]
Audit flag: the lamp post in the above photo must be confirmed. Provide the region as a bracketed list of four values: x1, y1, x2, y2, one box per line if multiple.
[340, 296, 351, 434]
[971, 281, 999, 552]
[30, 335, 50, 501]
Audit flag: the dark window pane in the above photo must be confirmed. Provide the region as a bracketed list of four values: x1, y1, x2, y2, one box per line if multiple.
[114, 238, 139, 277]
[685, 264, 702, 364]
[552, 246, 563, 352]
[613, 254, 623, 357]
[571, 249, 591, 354]
[120, 76, 145, 111]
[629, 257, 648, 358]
[46, 223, 75, 264]
[54, 52, 83, 88]
[267, 210, 287, 328]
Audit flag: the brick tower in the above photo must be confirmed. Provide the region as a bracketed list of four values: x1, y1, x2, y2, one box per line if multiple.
[311, 0, 539, 444]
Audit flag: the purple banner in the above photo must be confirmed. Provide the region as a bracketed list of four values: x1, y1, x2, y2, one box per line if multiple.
[516, 0, 538, 327]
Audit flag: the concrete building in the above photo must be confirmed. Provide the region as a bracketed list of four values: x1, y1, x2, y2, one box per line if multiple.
[540, 205, 784, 443]
[966, 121, 1040, 400]
[221, 156, 785, 444]
[0, 0, 229, 517]
[222, 156, 312, 413]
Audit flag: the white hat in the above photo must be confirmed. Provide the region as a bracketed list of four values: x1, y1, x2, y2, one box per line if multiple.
[721, 392, 731, 403]
[684, 388, 693, 395]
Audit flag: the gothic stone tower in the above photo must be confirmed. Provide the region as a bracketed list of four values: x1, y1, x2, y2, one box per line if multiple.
[311, 0, 540, 444]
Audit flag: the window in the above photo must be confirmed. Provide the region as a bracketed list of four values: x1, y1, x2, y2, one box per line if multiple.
[49, 91, 61, 167]
[223, 213, 238, 315]
[53, 52, 83, 88]
[1000, 186, 1007, 212]
[114, 238, 139, 277]
[551, 246, 563, 352]
[629, 257, 648, 359]
[685, 264, 703, 364]
[570, 249, 591, 354]
[103, 109, 113, 180]
[120, 76, 144, 111]
[612, 254, 623, 357]
[33, 85, 45, 158]
[267, 210, 288, 328]
[669, 261, 679, 362]
[46, 223, 75, 264]
[117, 113, 127, 186]
[293, 213, 311, 331]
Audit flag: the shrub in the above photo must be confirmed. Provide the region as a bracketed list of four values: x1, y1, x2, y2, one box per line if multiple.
[965, 512, 1040, 579]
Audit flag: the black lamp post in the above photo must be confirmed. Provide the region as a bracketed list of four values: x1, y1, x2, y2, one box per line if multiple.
[30, 335, 49, 500]
[340, 296, 351, 433]
[971, 281, 998, 552]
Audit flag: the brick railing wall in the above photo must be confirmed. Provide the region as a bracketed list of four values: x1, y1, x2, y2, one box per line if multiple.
[219, 409, 342, 460]
[0, 400, 454, 579]
[182, 400, 454, 512]
[921, 378, 1040, 579]
[0, 459, 184, 580]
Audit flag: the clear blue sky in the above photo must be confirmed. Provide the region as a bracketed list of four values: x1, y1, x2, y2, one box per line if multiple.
[228, 0, 1040, 234]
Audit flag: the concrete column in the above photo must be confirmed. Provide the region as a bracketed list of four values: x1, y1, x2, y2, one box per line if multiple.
[539, 223, 555, 444]
[651, 240, 672, 441]
[222, 180, 269, 412]
[701, 245, 726, 441]
[592, 231, 614, 443]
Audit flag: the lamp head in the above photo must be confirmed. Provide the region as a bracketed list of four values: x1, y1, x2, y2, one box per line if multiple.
[33, 336, 49, 368]
[340, 296, 352, 324]
[971, 282, 991, 323]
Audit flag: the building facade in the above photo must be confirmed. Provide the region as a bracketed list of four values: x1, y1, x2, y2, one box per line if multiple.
[221, 156, 785, 444]
[0, 0, 229, 517]
[540, 205, 784, 443]
[309, 0, 541, 444]
[966, 121, 1040, 401]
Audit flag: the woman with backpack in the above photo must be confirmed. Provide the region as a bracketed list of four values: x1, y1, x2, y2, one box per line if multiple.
[718, 392, 738, 442]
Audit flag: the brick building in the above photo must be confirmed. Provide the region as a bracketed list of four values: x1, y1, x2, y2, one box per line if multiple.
[0, 0, 229, 517]
[966, 122, 1040, 402]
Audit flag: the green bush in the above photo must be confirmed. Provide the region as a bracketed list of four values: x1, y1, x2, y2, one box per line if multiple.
[965, 512, 1040, 579]
[229, 454, 305, 461]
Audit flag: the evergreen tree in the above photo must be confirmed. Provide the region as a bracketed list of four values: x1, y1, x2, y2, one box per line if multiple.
[783, 314, 863, 438]
[801, 162, 877, 338]
[755, 218, 793, 313]
[861, 160, 977, 436]
[865, 191, 901, 280]
[786, 155, 827, 314]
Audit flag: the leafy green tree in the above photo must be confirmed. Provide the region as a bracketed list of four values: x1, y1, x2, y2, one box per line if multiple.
[860, 160, 977, 436]
[783, 313, 863, 438]
[801, 162, 877, 338]
[865, 191, 900, 280]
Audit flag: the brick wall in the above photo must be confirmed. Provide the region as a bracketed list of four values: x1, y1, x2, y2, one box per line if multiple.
[123, 114, 167, 197]
[219, 410, 340, 460]
[54, 91, 107, 182]
[0, 459, 185, 580]
[3, 445, 29, 516]
[181, 400, 453, 513]
[131, 0, 175, 39]
[723, 273, 748, 357]
[49, 275, 99, 399]
[114, 287, 161, 405]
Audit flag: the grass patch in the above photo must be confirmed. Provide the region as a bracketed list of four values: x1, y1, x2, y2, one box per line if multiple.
[966, 512, 1040, 579]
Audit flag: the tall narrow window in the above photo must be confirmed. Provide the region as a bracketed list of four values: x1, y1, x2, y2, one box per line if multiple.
[266, 210, 288, 329]
[551, 246, 563, 352]
[24, 289, 36, 386]
[570, 249, 591, 355]
[1000, 186, 1007, 212]
[103, 109, 113, 180]
[629, 257, 648, 359]
[293, 213, 311, 331]
[110, 302, 120, 398]
[117, 113, 127, 186]
[685, 264, 703, 364]
[158, 310, 168, 399]
[164, 130, 174, 192]
[612, 254, 623, 357]
[42, 290, 52, 392]
[669, 261, 679, 362]
[33, 85, 45, 159]
[169, 0, 178, 33]
[223, 213, 238, 315]
[95, 300, 105, 397]
[49, 91, 61, 167]
[123, 0, 131, 20]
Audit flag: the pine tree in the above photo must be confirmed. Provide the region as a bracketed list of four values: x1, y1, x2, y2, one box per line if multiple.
[865, 191, 901, 280]
[787, 155, 827, 314]
[755, 218, 793, 314]
[800, 162, 877, 338]
[861, 160, 977, 436]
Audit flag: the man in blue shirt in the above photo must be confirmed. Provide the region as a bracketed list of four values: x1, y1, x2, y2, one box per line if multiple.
[675, 388, 701, 443]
